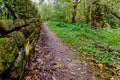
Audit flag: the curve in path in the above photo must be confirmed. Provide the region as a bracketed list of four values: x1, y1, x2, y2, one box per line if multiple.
[23, 23, 96, 80]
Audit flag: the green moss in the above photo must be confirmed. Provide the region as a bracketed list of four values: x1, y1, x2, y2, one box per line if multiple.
[0, 20, 7, 31]
[8, 31, 25, 47]
[10, 49, 25, 77]
[0, 38, 18, 74]
[0, 38, 7, 73]
[25, 19, 33, 24]
[0, 38, 6, 44]
[14, 19, 25, 28]
[0, 20, 14, 33]
[22, 23, 36, 37]
[27, 23, 36, 34]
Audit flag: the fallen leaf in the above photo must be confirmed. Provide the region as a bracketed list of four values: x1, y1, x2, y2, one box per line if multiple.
[52, 76, 56, 80]
[97, 64, 103, 69]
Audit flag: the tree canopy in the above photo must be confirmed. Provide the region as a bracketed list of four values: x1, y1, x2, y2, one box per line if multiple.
[0, 0, 40, 19]
[39, 0, 120, 28]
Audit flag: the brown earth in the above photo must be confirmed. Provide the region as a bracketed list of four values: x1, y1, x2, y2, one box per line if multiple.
[22, 23, 96, 80]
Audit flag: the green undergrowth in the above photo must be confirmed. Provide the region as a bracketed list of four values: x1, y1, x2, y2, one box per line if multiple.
[45, 21, 120, 69]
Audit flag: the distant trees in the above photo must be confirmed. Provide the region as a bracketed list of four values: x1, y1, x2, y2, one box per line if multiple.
[90, 0, 108, 29]
[39, 0, 120, 28]
[3, 0, 18, 19]
[72, 0, 81, 23]
[78, 0, 120, 28]
[0, 0, 40, 19]
[0, 0, 14, 19]
[85, 0, 120, 28]
[2, 0, 118, 28]
[53, 0, 72, 22]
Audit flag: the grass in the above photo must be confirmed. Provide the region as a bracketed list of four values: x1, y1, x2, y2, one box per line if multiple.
[45, 21, 120, 68]
[0, 38, 6, 44]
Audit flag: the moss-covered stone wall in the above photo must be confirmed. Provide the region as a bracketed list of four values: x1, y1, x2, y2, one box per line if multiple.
[0, 18, 41, 80]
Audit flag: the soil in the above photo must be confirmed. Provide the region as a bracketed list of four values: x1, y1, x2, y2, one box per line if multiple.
[22, 23, 96, 80]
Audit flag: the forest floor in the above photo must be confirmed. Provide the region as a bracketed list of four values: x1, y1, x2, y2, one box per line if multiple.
[22, 23, 96, 80]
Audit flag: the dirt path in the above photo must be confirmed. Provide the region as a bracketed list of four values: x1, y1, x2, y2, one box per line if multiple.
[23, 23, 96, 80]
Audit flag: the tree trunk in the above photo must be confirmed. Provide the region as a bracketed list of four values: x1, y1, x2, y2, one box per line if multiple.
[72, 0, 80, 23]
[72, 5, 77, 23]
[90, 0, 106, 29]
[84, 2, 91, 24]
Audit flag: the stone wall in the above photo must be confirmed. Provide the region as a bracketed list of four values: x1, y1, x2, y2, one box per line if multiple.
[0, 18, 41, 80]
